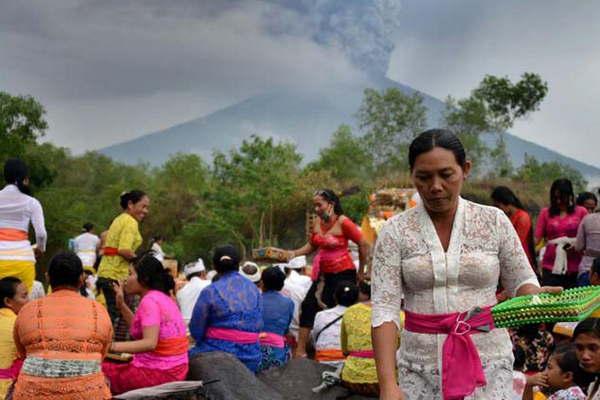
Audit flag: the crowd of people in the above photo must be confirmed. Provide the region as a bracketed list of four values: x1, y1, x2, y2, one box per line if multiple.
[1, 128, 600, 400]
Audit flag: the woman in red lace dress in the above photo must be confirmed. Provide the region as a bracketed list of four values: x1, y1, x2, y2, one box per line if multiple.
[286, 189, 370, 358]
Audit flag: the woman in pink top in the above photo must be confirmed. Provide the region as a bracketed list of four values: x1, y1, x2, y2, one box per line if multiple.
[103, 254, 188, 394]
[535, 179, 588, 289]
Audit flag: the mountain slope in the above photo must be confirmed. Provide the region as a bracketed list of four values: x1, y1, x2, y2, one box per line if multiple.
[100, 77, 600, 181]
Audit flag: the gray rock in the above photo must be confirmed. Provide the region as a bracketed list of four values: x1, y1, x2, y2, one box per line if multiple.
[188, 353, 374, 400]
[187, 352, 283, 400]
[258, 359, 374, 400]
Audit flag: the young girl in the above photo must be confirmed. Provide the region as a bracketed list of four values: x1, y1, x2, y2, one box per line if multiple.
[573, 318, 600, 400]
[524, 343, 586, 400]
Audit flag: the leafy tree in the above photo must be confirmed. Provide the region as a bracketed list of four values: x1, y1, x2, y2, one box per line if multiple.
[307, 125, 374, 183]
[356, 88, 426, 172]
[211, 135, 303, 250]
[0, 92, 48, 160]
[443, 73, 548, 175]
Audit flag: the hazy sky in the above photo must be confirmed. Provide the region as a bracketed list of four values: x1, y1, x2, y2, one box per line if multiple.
[1, 0, 599, 167]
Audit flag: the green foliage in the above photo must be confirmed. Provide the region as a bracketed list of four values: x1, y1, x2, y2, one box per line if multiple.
[515, 154, 588, 193]
[307, 125, 374, 183]
[0, 92, 48, 160]
[472, 73, 548, 131]
[357, 88, 426, 172]
[0, 74, 580, 272]
[444, 73, 548, 176]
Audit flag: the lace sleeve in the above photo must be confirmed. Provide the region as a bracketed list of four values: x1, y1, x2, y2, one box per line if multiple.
[371, 220, 402, 329]
[497, 210, 539, 296]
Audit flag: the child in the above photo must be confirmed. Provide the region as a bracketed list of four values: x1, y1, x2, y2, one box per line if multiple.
[524, 343, 586, 400]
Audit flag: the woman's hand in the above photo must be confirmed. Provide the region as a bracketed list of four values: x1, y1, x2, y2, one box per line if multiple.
[113, 281, 125, 309]
[380, 384, 405, 400]
[538, 286, 563, 295]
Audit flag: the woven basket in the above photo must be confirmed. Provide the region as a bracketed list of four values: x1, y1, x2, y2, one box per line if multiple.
[492, 286, 600, 328]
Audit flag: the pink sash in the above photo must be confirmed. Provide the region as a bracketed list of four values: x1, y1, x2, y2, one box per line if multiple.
[205, 327, 259, 344]
[404, 306, 495, 400]
[259, 332, 285, 348]
[348, 350, 374, 358]
[0, 359, 23, 379]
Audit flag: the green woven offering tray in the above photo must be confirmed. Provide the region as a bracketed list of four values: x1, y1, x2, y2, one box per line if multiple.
[492, 286, 600, 328]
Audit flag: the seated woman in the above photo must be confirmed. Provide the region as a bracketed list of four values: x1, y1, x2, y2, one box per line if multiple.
[103, 254, 188, 395]
[189, 245, 263, 372]
[12, 252, 113, 400]
[0, 277, 29, 398]
[340, 281, 400, 398]
[258, 267, 294, 372]
[312, 281, 358, 368]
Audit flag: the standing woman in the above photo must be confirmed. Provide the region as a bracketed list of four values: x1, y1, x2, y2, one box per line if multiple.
[0, 159, 46, 290]
[371, 129, 559, 400]
[286, 189, 371, 358]
[535, 179, 587, 289]
[97, 190, 149, 332]
[491, 186, 537, 270]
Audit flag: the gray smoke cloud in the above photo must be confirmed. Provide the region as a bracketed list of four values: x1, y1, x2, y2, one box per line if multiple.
[261, 0, 402, 76]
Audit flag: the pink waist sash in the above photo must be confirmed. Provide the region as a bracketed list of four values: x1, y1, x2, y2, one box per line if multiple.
[348, 350, 374, 358]
[404, 305, 495, 400]
[259, 332, 285, 348]
[205, 327, 259, 344]
[0, 359, 23, 380]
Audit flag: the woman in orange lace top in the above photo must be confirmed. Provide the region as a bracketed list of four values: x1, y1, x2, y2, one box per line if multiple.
[12, 252, 113, 400]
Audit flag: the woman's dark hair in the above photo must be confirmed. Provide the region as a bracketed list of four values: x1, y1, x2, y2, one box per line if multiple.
[576, 192, 598, 208]
[83, 222, 94, 232]
[358, 280, 371, 300]
[0, 277, 22, 308]
[261, 266, 285, 291]
[334, 281, 359, 307]
[4, 158, 31, 195]
[134, 253, 175, 295]
[513, 344, 526, 371]
[151, 235, 165, 243]
[48, 251, 84, 289]
[314, 189, 343, 216]
[408, 129, 466, 171]
[119, 190, 147, 210]
[549, 179, 575, 217]
[491, 186, 526, 210]
[212, 245, 240, 273]
[491, 186, 537, 268]
[573, 318, 600, 340]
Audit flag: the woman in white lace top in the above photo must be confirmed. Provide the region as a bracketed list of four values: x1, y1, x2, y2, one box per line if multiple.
[371, 129, 560, 400]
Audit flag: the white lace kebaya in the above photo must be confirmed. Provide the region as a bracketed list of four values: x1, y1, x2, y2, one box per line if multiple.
[371, 197, 539, 400]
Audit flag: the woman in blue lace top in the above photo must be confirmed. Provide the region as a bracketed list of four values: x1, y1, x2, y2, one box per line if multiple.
[189, 245, 263, 372]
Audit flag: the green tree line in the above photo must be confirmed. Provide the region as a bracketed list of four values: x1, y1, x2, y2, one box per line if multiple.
[0, 73, 586, 272]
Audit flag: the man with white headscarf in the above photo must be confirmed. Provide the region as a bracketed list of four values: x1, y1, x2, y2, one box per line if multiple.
[176, 258, 211, 325]
[281, 256, 312, 341]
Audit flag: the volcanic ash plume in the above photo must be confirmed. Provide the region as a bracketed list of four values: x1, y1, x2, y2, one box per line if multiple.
[262, 0, 403, 77]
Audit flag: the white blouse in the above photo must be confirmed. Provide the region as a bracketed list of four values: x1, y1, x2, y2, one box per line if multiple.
[0, 184, 46, 261]
[371, 198, 539, 399]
